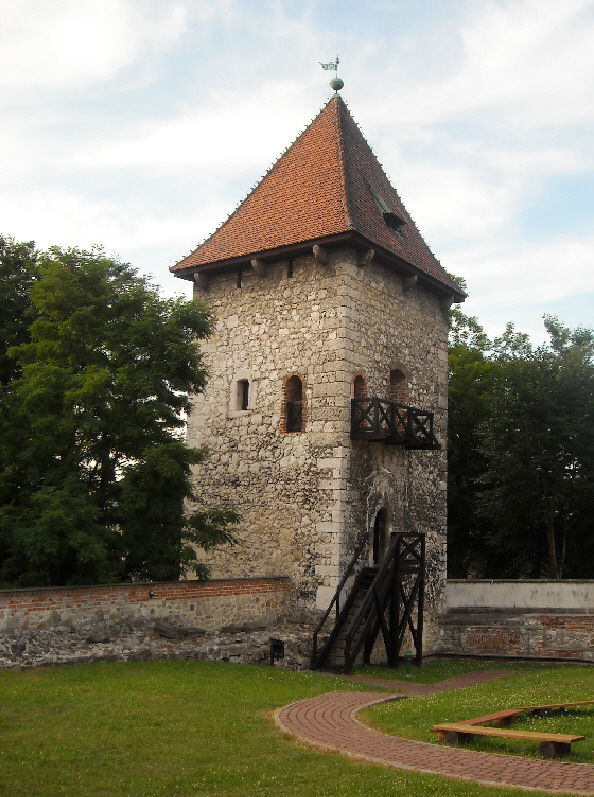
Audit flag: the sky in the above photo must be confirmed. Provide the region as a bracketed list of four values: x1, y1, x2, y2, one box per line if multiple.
[1, 0, 593, 344]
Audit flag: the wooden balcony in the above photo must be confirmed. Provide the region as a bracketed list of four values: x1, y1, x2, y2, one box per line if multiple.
[350, 397, 440, 450]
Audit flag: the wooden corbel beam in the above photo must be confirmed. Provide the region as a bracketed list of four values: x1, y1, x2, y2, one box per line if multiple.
[312, 244, 329, 266]
[194, 271, 209, 291]
[250, 258, 266, 278]
[401, 274, 417, 292]
[440, 295, 455, 310]
[357, 248, 374, 268]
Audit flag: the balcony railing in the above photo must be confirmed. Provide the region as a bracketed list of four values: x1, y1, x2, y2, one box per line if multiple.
[351, 397, 440, 450]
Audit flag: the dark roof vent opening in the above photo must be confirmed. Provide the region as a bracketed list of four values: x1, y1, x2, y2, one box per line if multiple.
[366, 179, 407, 235]
[383, 211, 406, 232]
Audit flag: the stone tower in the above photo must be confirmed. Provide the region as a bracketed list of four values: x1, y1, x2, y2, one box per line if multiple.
[172, 94, 464, 650]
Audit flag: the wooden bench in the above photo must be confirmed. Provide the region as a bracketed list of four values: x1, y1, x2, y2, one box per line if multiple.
[458, 708, 525, 726]
[463, 701, 594, 725]
[431, 723, 585, 759]
[432, 699, 593, 758]
[526, 699, 594, 717]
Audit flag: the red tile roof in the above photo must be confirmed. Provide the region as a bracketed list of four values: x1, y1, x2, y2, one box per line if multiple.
[172, 96, 464, 299]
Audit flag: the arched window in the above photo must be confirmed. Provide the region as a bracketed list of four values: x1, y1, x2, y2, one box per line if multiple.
[372, 508, 388, 565]
[388, 369, 408, 405]
[282, 374, 305, 433]
[352, 373, 370, 431]
[353, 373, 367, 399]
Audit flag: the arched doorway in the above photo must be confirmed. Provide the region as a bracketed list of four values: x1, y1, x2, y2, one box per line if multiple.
[372, 508, 388, 565]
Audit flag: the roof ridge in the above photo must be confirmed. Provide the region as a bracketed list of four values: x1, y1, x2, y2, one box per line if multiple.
[334, 100, 461, 295]
[333, 97, 354, 232]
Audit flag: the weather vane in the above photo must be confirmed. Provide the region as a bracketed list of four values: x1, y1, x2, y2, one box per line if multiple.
[320, 55, 344, 93]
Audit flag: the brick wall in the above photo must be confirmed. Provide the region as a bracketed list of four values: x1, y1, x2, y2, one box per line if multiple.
[0, 577, 292, 632]
[439, 580, 594, 661]
[438, 611, 593, 661]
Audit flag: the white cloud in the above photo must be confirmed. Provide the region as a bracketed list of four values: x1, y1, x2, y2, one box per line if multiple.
[0, 0, 188, 95]
[455, 236, 594, 306]
[366, 0, 594, 129]
[376, 136, 591, 258]
[453, 0, 594, 124]
[0, 0, 591, 341]
[0, 183, 229, 256]
[64, 81, 314, 177]
[385, 156, 517, 245]
[448, 234, 594, 345]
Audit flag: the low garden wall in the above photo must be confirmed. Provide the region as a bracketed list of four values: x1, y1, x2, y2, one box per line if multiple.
[0, 577, 292, 632]
[0, 578, 319, 670]
[439, 580, 593, 662]
[446, 580, 593, 611]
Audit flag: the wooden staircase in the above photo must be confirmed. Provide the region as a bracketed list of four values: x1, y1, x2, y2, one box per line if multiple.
[315, 566, 378, 671]
[311, 532, 425, 674]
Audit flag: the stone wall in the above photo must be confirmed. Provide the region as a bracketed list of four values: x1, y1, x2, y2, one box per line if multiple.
[189, 245, 448, 653]
[0, 577, 291, 632]
[0, 578, 319, 670]
[439, 581, 594, 661]
[190, 253, 346, 606]
[340, 251, 448, 652]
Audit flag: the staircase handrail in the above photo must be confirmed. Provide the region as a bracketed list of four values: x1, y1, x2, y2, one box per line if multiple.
[343, 534, 401, 672]
[311, 535, 368, 667]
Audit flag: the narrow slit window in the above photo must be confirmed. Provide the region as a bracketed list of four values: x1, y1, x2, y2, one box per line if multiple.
[237, 379, 249, 411]
[283, 375, 304, 433]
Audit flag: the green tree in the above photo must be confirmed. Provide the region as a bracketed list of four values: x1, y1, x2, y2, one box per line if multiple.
[0, 242, 238, 587]
[476, 317, 594, 578]
[448, 301, 594, 579]
[118, 441, 239, 582]
[447, 334, 496, 577]
[0, 236, 38, 386]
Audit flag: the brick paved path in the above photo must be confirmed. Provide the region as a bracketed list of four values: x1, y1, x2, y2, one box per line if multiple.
[275, 673, 594, 795]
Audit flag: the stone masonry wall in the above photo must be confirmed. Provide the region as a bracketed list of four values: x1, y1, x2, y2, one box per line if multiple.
[189, 246, 448, 652]
[339, 249, 448, 652]
[0, 578, 291, 632]
[0, 578, 317, 670]
[189, 252, 351, 606]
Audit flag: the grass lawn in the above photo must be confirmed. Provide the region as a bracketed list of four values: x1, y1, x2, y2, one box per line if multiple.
[363, 661, 594, 763]
[0, 659, 590, 796]
[353, 657, 519, 683]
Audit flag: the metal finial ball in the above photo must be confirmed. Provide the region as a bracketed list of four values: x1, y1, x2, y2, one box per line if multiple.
[330, 77, 344, 92]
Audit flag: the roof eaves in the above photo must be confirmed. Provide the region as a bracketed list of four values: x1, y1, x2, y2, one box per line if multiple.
[172, 232, 364, 281]
[362, 241, 465, 301]
[175, 229, 465, 302]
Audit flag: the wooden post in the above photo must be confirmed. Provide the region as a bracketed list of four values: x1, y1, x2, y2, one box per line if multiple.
[416, 534, 425, 665]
